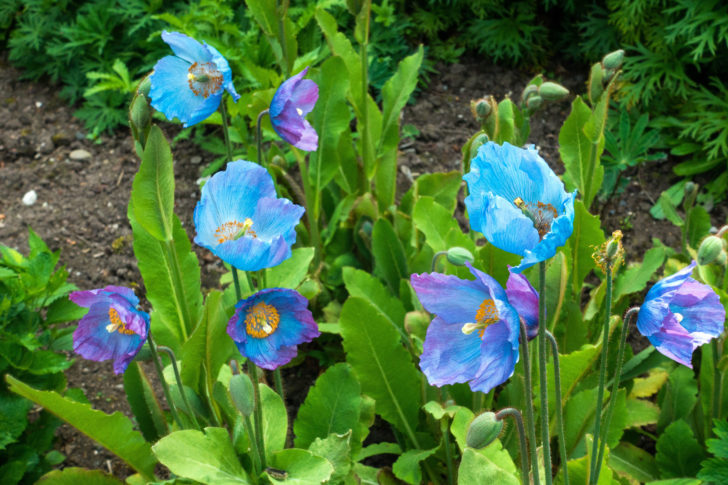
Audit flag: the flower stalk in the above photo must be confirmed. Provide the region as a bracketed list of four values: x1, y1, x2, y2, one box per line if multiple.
[496, 408, 530, 485]
[545, 331, 568, 485]
[538, 261, 553, 485]
[520, 321, 540, 485]
[147, 333, 184, 429]
[159, 345, 201, 430]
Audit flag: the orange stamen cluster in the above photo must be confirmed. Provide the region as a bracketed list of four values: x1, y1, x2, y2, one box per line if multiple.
[214, 218, 256, 244]
[245, 302, 280, 338]
[106, 307, 135, 335]
[514, 198, 558, 239]
[187, 62, 223, 98]
[474, 299, 499, 338]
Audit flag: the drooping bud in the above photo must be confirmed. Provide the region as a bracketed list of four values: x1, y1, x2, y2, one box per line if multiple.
[602, 49, 625, 70]
[698, 236, 726, 266]
[229, 373, 255, 417]
[466, 412, 503, 449]
[683, 181, 698, 209]
[520, 84, 539, 105]
[538, 82, 569, 102]
[468, 133, 490, 161]
[446, 247, 474, 266]
[526, 95, 543, 110]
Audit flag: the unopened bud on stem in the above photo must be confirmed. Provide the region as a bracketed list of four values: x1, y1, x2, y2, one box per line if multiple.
[466, 412, 503, 449]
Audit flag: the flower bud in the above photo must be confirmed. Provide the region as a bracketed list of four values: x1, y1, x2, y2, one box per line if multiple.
[229, 373, 255, 417]
[588, 63, 605, 104]
[684, 181, 698, 209]
[129, 95, 151, 132]
[526, 95, 543, 110]
[137, 74, 152, 98]
[602, 50, 625, 70]
[698, 236, 726, 266]
[468, 133, 490, 161]
[470, 97, 493, 123]
[606, 230, 623, 260]
[520, 84, 538, 104]
[446, 247, 474, 266]
[404, 311, 430, 341]
[538, 82, 569, 102]
[466, 412, 503, 449]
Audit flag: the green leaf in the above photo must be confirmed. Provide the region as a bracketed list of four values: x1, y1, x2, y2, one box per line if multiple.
[613, 247, 666, 301]
[624, 398, 660, 428]
[379, 46, 423, 154]
[261, 383, 288, 461]
[342, 267, 406, 338]
[36, 467, 124, 484]
[649, 181, 686, 220]
[609, 442, 659, 483]
[564, 387, 627, 457]
[567, 200, 605, 295]
[265, 248, 315, 290]
[266, 448, 334, 484]
[392, 447, 438, 485]
[656, 420, 705, 478]
[563, 435, 613, 485]
[476, 244, 520, 288]
[0, 393, 32, 450]
[657, 366, 698, 433]
[540, 344, 599, 422]
[308, 432, 353, 484]
[153, 427, 250, 484]
[560, 96, 602, 208]
[413, 196, 475, 256]
[687, 205, 711, 249]
[407, 171, 463, 214]
[131, 126, 175, 241]
[293, 363, 362, 450]
[6, 375, 156, 480]
[123, 362, 167, 442]
[339, 297, 421, 439]
[458, 447, 519, 485]
[658, 192, 685, 227]
[371, 218, 408, 296]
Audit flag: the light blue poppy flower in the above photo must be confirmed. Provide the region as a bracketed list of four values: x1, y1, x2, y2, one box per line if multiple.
[270, 67, 319, 151]
[411, 263, 539, 393]
[193, 160, 304, 271]
[150, 31, 239, 127]
[464, 141, 576, 272]
[227, 288, 320, 370]
[636, 261, 725, 368]
[69, 286, 149, 374]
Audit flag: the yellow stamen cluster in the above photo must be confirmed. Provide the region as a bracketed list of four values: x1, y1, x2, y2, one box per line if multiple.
[514, 198, 558, 239]
[462, 299, 500, 338]
[106, 307, 135, 335]
[592, 230, 624, 271]
[245, 302, 280, 338]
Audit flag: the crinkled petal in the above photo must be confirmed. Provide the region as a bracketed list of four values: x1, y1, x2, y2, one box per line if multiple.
[161, 31, 210, 64]
[465, 191, 539, 256]
[215, 234, 291, 271]
[410, 272, 489, 324]
[204, 42, 240, 101]
[467, 317, 520, 393]
[647, 313, 699, 368]
[290, 79, 318, 115]
[670, 279, 726, 338]
[150, 55, 222, 127]
[637, 261, 698, 337]
[466, 262, 508, 302]
[270, 67, 309, 118]
[70, 285, 138, 308]
[505, 267, 539, 339]
[252, 197, 305, 245]
[419, 316, 484, 387]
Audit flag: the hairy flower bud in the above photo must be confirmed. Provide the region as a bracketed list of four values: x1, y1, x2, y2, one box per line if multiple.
[538, 82, 569, 102]
[468, 133, 490, 161]
[602, 49, 625, 70]
[229, 373, 255, 417]
[684, 181, 698, 209]
[446, 247, 475, 266]
[588, 63, 605, 104]
[698, 236, 726, 266]
[466, 412, 503, 449]
[471, 97, 492, 121]
[526, 95, 543, 110]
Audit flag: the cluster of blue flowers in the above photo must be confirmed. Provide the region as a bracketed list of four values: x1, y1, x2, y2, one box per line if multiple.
[70, 32, 320, 374]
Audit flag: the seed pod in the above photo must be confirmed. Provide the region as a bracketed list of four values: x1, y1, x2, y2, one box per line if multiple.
[698, 236, 726, 266]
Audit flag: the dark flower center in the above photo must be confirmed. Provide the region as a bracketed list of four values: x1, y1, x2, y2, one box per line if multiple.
[187, 62, 223, 98]
[514, 197, 558, 239]
[245, 302, 280, 338]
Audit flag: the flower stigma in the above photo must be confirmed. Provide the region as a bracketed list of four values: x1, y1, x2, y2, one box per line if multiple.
[106, 307, 135, 335]
[462, 299, 500, 338]
[214, 218, 256, 244]
[245, 302, 280, 338]
[514, 197, 558, 239]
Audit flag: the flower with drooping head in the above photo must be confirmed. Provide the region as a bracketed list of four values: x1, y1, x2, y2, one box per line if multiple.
[150, 31, 239, 127]
[270, 67, 318, 151]
[464, 141, 576, 273]
[411, 263, 539, 393]
[227, 288, 320, 370]
[193, 160, 305, 271]
[636, 261, 725, 368]
[69, 286, 150, 374]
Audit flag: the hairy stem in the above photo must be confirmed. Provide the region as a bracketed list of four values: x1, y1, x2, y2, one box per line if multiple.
[497, 408, 530, 485]
[538, 261, 553, 485]
[521, 321, 540, 485]
[545, 331, 568, 485]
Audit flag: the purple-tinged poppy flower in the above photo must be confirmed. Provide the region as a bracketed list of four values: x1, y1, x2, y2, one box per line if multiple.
[270, 67, 318, 151]
[464, 142, 576, 273]
[69, 286, 150, 374]
[636, 261, 725, 368]
[193, 160, 305, 271]
[150, 31, 239, 127]
[227, 288, 320, 370]
[411, 263, 539, 393]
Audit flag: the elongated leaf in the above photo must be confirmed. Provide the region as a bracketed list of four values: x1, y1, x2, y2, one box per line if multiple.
[379, 46, 423, 153]
[123, 362, 167, 442]
[609, 442, 659, 483]
[315, 8, 362, 110]
[153, 427, 250, 484]
[6, 375, 156, 480]
[567, 200, 604, 295]
[131, 126, 174, 241]
[614, 247, 666, 301]
[339, 297, 421, 438]
[261, 383, 288, 461]
[342, 267, 406, 337]
[371, 218, 408, 296]
[658, 366, 698, 432]
[294, 363, 362, 450]
[37, 467, 124, 484]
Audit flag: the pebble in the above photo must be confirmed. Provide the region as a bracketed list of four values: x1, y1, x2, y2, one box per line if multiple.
[22, 190, 37, 206]
[190, 155, 202, 164]
[69, 149, 92, 160]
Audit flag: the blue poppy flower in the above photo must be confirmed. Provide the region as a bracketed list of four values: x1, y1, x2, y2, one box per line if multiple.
[411, 263, 539, 393]
[227, 288, 320, 370]
[69, 286, 150, 374]
[193, 160, 305, 271]
[464, 142, 576, 273]
[270, 67, 318, 151]
[636, 261, 725, 368]
[150, 31, 240, 127]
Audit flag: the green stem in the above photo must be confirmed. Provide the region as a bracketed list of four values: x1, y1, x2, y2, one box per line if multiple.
[545, 331, 568, 485]
[496, 408, 530, 485]
[164, 240, 191, 341]
[538, 261, 553, 485]
[593, 307, 639, 484]
[520, 321, 540, 485]
[256, 109, 269, 168]
[359, 3, 371, 194]
[293, 148, 322, 265]
[431, 251, 447, 273]
[220, 100, 234, 164]
[244, 415, 262, 478]
[441, 416, 455, 485]
[147, 333, 184, 429]
[274, 368, 285, 400]
[159, 346, 200, 430]
[590, 262, 613, 481]
[712, 337, 723, 424]
[248, 363, 267, 470]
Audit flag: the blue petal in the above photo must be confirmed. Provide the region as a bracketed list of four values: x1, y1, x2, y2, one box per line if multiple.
[636, 261, 697, 337]
[466, 262, 508, 302]
[161, 31, 210, 64]
[505, 268, 539, 338]
[215, 234, 291, 271]
[465, 191, 539, 256]
[646, 313, 698, 368]
[670, 278, 725, 338]
[411, 272, 489, 324]
[252, 197, 305, 245]
[419, 316, 484, 387]
[467, 316, 520, 393]
[205, 42, 240, 101]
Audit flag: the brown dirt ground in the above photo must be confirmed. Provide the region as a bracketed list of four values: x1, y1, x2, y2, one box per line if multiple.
[0, 54, 722, 478]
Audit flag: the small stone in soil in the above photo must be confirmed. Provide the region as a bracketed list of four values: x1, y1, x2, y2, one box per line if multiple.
[22, 189, 37, 205]
[69, 149, 92, 160]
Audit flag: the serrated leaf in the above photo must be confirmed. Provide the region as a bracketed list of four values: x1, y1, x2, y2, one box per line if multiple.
[339, 297, 421, 439]
[6, 375, 156, 480]
[656, 420, 705, 478]
[393, 447, 438, 485]
[153, 427, 250, 484]
[266, 448, 334, 484]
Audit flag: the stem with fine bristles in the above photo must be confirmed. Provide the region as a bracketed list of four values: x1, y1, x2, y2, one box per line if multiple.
[521, 321, 540, 485]
[538, 261, 553, 485]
